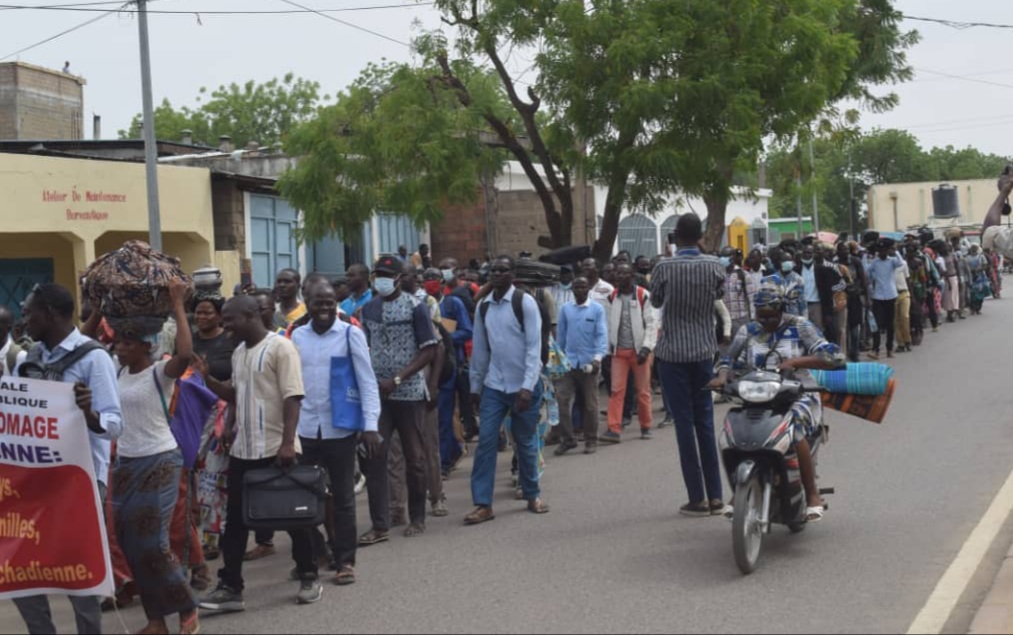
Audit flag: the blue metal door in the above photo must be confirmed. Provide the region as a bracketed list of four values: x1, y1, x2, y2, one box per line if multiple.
[0, 259, 55, 317]
[250, 194, 301, 289]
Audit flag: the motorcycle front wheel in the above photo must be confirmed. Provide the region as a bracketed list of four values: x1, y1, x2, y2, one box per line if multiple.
[732, 471, 764, 575]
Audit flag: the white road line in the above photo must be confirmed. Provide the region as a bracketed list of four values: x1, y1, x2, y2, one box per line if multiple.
[907, 467, 1013, 634]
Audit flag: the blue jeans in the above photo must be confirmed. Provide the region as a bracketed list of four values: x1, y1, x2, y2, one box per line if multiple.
[438, 372, 462, 472]
[658, 359, 723, 504]
[471, 382, 544, 507]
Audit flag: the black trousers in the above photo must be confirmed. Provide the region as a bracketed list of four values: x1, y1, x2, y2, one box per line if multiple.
[361, 400, 428, 530]
[300, 435, 358, 569]
[872, 299, 897, 354]
[456, 364, 477, 437]
[219, 456, 318, 591]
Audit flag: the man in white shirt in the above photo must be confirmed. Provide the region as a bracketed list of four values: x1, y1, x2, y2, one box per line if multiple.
[292, 281, 381, 587]
[581, 258, 615, 307]
[0, 307, 26, 376]
[800, 244, 823, 330]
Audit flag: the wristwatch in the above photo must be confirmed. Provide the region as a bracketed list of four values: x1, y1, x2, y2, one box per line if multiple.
[393, 376, 403, 387]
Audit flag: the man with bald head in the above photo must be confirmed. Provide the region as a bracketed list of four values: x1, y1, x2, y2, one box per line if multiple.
[0, 306, 26, 376]
[200, 295, 320, 611]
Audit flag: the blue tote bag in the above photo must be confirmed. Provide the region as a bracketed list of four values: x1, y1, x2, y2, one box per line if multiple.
[330, 326, 365, 432]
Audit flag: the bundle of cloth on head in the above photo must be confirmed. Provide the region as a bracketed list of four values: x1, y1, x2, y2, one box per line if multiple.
[82, 240, 191, 320]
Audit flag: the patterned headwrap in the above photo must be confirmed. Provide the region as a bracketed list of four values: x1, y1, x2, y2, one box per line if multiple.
[753, 281, 786, 311]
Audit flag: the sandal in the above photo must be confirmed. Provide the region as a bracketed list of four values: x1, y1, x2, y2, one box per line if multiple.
[334, 566, 356, 586]
[464, 506, 495, 525]
[180, 611, 200, 635]
[527, 499, 550, 514]
[357, 529, 389, 547]
[805, 506, 825, 523]
[403, 523, 426, 538]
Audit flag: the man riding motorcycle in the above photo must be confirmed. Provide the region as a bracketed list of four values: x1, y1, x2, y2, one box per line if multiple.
[707, 282, 845, 523]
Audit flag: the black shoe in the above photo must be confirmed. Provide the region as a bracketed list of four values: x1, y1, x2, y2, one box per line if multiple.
[679, 502, 711, 518]
[621, 417, 632, 429]
[200, 584, 245, 612]
[709, 500, 726, 516]
[599, 431, 622, 444]
[641, 429, 653, 440]
[553, 442, 578, 457]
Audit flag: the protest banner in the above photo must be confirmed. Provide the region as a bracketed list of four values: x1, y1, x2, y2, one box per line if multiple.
[0, 377, 114, 600]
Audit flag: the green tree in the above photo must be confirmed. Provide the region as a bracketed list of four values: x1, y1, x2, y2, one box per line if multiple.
[119, 74, 323, 148]
[284, 0, 914, 259]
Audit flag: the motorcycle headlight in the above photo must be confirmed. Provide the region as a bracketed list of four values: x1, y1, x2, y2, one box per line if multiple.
[737, 380, 779, 404]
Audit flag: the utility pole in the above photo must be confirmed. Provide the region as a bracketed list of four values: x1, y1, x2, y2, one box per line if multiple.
[137, 0, 162, 250]
[848, 151, 856, 239]
[809, 138, 820, 235]
[795, 169, 803, 240]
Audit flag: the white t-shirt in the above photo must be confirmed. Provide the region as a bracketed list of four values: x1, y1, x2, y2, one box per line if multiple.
[116, 360, 178, 459]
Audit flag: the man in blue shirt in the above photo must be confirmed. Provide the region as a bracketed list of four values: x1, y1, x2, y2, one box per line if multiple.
[864, 240, 905, 360]
[422, 268, 473, 475]
[15, 283, 122, 635]
[339, 264, 373, 318]
[554, 277, 608, 456]
[292, 280, 381, 586]
[466, 255, 549, 525]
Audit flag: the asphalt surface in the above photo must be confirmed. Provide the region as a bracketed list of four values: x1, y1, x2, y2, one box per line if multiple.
[5, 295, 1013, 634]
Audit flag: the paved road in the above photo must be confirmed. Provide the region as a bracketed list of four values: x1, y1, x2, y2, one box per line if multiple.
[5, 296, 1013, 634]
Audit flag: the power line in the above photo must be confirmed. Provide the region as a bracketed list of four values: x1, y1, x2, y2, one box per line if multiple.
[903, 14, 1013, 30]
[0, 2, 436, 13]
[915, 67, 1013, 92]
[275, 0, 409, 46]
[0, 2, 125, 61]
[0, 1, 130, 9]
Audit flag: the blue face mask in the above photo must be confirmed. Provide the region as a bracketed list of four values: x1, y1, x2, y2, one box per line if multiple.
[441, 269, 455, 283]
[561, 282, 572, 290]
[782, 261, 795, 273]
[374, 277, 397, 297]
[719, 257, 732, 268]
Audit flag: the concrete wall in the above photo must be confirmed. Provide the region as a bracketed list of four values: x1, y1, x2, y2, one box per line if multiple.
[867, 179, 996, 232]
[0, 233, 79, 298]
[0, 62, 85, 140]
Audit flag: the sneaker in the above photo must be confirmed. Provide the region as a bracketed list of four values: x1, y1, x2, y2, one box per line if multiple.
[599, 431, 622, 444]
[431, 497, 449, 518]
[621, 417, 632, 429]
[679, 502, 711, 518]
[657, 417, 673, 429]
[553, 441, 578, 456]
[199, 584, 245, 612]
[641, 429, 653, 440]
[353, 473, 366, 496]
[296, 578, 323, 605]
[709, 499, 726, 516]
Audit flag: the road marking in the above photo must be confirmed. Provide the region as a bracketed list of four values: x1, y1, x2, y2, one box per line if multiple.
[907, 467, 1013, 634]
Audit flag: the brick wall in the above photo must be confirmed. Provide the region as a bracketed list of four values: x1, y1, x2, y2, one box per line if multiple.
[0, 63, 84, 140]
[211, 179, 245, 253]
[431, 191, 488, 264]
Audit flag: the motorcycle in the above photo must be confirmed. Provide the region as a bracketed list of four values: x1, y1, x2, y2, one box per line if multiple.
[718, 364, 833, 575]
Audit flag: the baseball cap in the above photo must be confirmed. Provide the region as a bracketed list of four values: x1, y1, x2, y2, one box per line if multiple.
[373, 255, 402, 276]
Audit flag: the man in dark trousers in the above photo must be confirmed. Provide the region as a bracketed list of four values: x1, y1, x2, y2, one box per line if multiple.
[650, 215, 727, 517]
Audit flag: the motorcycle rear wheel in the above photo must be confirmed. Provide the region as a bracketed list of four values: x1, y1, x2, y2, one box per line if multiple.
[733, 472, 764, 575]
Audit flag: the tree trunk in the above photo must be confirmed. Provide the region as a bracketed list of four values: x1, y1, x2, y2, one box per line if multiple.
[593, 180, 628, 263]
[702, 192, 728, 254]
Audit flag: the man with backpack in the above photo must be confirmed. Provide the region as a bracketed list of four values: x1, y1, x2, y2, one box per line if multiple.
[465, 255, 549, 525]
[603, 264, 658, 443]
[14, 284, 123, 635]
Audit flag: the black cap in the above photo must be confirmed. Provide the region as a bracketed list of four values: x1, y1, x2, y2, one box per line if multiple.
[374, 255, 401, 276]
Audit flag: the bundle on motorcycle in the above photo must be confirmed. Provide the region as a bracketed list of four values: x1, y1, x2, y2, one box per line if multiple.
[811, 363, 896, 424]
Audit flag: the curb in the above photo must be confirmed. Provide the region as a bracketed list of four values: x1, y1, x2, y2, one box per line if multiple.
[970, 544, 1013, 634]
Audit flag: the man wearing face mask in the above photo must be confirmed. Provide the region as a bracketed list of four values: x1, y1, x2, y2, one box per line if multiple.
[439, 257, 477, 317]
[720, 247, 757, 353]
[357, 256, 438, 544]
[799, 244, 824, 331]
[763, 248, 808, 318]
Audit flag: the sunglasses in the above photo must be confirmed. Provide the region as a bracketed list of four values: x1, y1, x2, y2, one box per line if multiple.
[490, 267, 513, 274]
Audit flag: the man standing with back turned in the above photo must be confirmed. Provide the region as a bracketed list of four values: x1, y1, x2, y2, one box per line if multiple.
[651, 215, 727, 517]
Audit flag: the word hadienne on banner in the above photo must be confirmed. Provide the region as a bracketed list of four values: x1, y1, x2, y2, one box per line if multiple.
[0, 377, 113, 599]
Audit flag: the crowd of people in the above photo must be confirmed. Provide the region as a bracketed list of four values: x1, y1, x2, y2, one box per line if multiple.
[8, 167, 1013, 634]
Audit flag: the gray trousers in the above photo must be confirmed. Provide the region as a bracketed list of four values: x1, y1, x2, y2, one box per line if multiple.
[556, 369, 600, 448]
[389, 404, 444, 519]
[14, 484, 107, 635]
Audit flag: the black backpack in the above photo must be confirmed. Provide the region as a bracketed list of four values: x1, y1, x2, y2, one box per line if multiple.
[19, 340, 106, 381]
[434, 321, 457, 385]
[479, 289, 551, 365]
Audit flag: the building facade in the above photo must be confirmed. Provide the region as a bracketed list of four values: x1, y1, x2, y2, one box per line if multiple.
[867, 179, 999, 232]
[0, 62, 85, 141]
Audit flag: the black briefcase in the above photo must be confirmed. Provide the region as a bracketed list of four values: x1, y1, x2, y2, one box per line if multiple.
[242, 465, 328, 530]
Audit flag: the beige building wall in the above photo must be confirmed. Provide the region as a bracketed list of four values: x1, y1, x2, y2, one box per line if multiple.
[0, 62, 86, 140]
[0, 153, 230, 305]
[867, 179, 999, 232]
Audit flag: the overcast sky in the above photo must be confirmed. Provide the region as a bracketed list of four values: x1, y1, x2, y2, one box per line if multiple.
[3, 0, 1013, 156]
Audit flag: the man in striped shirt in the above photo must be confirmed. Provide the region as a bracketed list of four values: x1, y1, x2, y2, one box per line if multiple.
[650, 215, 727, 517]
